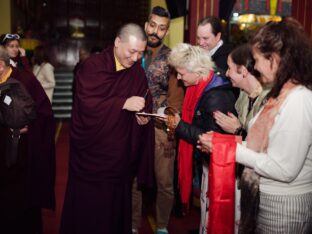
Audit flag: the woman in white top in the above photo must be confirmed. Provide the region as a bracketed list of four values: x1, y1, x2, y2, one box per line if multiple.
[33, 45, 55, 102]
[198, 18, 312, 234]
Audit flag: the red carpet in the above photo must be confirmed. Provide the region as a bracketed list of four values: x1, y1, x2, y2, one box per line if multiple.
[42, 121, 200, 234]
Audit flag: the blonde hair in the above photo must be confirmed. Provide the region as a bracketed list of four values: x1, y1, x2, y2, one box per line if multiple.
[168, 43, 215, 77]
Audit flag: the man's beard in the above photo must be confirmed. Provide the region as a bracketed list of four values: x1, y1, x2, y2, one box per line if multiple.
[147, 33, 162, 48]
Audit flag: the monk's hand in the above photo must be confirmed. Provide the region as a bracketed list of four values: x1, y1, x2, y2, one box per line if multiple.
[213, 111, 241, 134]
[123, 96, 145, 112]
[197, 131, 213, 153]
[136, 115, 150, 125]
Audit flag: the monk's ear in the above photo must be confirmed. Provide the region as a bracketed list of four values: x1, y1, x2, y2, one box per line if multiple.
[114, 37, 121, 48]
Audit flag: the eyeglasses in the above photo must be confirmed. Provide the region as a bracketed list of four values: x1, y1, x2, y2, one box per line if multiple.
[2, 34, 20, 43]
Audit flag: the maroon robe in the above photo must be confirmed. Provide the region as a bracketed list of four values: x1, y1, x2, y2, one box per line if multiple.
[0, 68, 56, 233]
[60, 46, 154, 234]
[11, 56, 32, 73]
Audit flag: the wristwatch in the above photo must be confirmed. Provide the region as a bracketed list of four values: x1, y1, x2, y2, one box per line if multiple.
[234, 125, 244, 135]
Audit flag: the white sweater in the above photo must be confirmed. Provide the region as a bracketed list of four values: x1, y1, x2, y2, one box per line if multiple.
[236, 86, 312, 195]
[33, 62, 55, 103]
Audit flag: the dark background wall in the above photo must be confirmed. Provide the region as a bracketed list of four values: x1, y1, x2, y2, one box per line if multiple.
[11, 0, 149, 67]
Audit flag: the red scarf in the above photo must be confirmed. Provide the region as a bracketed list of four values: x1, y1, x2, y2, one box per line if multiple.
[178, 72, 213, 204]
[208, 132, 241, 234]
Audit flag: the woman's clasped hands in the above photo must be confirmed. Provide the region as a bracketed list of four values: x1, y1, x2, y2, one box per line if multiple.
[213, 111, 241, 134]
[197, 131, 213, 153]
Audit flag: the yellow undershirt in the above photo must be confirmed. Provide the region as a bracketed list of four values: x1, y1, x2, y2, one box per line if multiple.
[0, 67, 12, 84]
[114, 54, 126, 71]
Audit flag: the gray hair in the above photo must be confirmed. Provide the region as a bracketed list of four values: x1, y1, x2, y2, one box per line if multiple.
[117, 23, 147, 42]
[0, 46, 10, 66]
[168, 43, 215, 77]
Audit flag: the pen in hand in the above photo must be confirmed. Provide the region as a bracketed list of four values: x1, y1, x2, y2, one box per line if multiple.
[138, 89, 149, 113]
[136, 89, 151, 124]
[143, 89, 149, 100]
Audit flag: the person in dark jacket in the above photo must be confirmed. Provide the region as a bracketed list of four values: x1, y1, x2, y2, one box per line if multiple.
[196, 16, 239, 100]
[0, 45, 55, 234]
[196, 16, 232, 74]
[167, 43, 237, 234]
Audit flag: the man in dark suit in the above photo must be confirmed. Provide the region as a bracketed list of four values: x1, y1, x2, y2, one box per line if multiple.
[196, 16, 232, 74]
[196, 16, 240, 100]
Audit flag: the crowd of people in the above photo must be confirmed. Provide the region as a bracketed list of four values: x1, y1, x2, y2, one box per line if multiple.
[0, 5, 312, 234]
[0, 34, 56, 234]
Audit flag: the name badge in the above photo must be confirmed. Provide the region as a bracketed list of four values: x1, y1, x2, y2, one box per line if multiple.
[4, 95, 12, 106]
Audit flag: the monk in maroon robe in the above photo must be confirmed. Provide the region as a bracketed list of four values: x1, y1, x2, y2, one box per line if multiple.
[0, 47, 56, 234]
[60, 23, 154, 234]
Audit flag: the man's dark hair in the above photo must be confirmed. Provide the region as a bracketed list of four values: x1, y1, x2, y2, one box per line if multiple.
[198, 16, 222, 36]
[149, 6, 171, 20]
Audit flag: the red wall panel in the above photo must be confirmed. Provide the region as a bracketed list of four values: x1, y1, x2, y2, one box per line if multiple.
[188, 0, 219, 44]
[292, 0, 312, 38]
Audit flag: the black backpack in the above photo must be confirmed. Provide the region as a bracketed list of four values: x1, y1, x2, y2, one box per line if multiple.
[0, 77, 36, 167]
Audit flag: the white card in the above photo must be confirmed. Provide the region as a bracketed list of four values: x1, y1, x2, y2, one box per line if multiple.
[3, 95, 12, 106]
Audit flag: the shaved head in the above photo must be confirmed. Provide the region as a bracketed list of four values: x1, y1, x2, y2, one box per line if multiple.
[114, 23, 147, 68]
[116, 23, 147, 42]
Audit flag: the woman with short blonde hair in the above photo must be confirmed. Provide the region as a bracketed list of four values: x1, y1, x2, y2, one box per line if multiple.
[167, 43, 237, 234]
[168, 43, 214, 77]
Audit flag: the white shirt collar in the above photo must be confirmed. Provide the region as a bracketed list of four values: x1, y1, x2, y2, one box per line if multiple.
[209, 40, 223, 56]
[10, 59, 17, 67]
